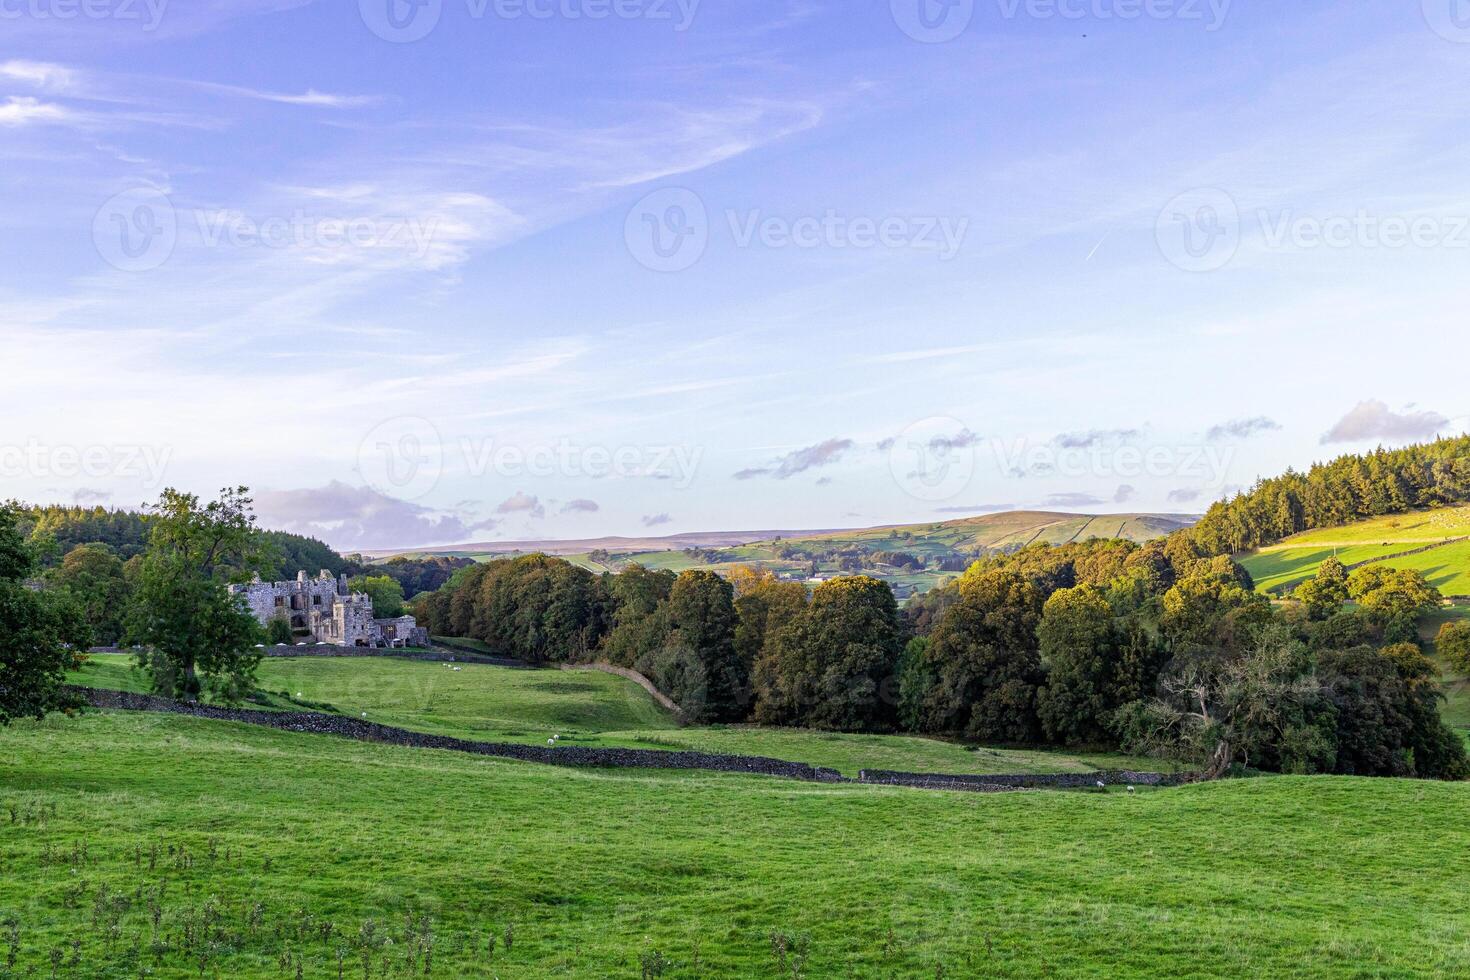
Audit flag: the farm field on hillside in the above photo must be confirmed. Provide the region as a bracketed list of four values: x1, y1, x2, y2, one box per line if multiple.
[1239, 507, 1470, 595]
[4, 712, 1470, 977]
[1238, 544, 1408, 593]
[71, 655, 1174, 777]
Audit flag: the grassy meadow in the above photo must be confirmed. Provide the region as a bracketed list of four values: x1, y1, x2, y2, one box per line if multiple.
[4, 708, 1470, 978]
[1239, 506, 1470, 595]
[70, 655, 1175, 777]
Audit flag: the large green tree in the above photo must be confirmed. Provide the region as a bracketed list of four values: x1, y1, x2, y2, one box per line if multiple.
[0, 506, 90, 725]
[917, 566, 1046, 742]
[127, 488, 264, 702]
[349, 574, 406, 618]
[1035, 585, 1126, 746]
[752, 576, 903, 732]
[1293, 557, 1350, 621]
[1437, 620, 1470, 673]
[660, 570, 744, 721]
[47, 543, 131, 645]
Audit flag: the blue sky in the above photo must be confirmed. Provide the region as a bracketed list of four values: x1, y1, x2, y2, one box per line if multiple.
[3, 0, 1469, 550]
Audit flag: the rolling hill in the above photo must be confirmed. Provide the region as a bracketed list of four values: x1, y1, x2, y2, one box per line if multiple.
[380, 511, 1196, 599]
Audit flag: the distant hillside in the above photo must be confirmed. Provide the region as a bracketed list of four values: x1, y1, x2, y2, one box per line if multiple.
[363, 529, 851, 560]
[394, 511, 1195, 599]
[1238, 506, 1470, 597]
[784, 511, 1195, 554]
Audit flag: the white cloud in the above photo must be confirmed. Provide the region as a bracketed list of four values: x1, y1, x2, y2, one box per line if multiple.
[496, 492, 545, 519]
[1321, 400, 1450, 445]
[254, 482, 496, 550]
[0, 60, 80, 92]
[0, 97, 74, 127]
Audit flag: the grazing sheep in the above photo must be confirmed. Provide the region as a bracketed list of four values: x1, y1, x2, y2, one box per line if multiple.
[547, 738, 555, 746]
[1127, 786, 1136, 794]
[1096, 780, 1106, 791]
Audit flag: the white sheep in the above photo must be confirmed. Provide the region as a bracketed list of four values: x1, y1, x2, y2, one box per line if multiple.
[1095, 780, 1106, 791]
[547, 738, 555, 746]
[1127, 786, 1136, 794]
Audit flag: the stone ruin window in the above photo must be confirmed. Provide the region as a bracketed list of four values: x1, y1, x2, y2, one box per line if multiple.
[313, 595, 322, 606]
[274, 597, 285, 608]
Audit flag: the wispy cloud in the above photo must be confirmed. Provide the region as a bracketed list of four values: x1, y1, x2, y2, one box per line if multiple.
[0, 97, 75, 127]
[0, 60, 80, 92]
[735, 437, 853, 480]
[187, 81, 381, 109]
[1207, 416, 1281, 441]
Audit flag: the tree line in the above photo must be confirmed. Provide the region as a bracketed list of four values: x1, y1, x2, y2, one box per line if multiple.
[412, 535, 1467, 779]
[1176, 435, 1470, 557]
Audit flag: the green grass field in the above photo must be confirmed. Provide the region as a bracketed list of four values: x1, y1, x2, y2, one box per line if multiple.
[1239, 507, 1470, 595]
[70, 655, 1174, 777]
[4, 710, 1470, 977]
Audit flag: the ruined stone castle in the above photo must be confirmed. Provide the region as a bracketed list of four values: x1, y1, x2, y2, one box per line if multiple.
[230, 570, 430, 649]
